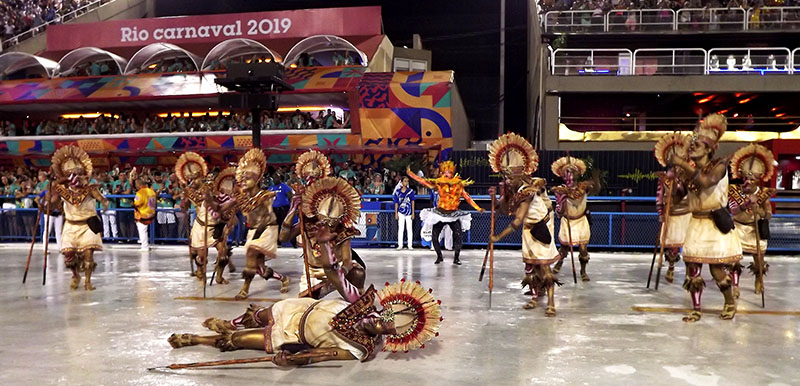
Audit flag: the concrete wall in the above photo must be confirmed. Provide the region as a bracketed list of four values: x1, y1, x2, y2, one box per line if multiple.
[9, 0, 149, 55]
[450, 83, 471, 150]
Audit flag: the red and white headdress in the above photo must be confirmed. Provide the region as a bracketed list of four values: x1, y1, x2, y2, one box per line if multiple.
[378, 279, 443, 353]
[730, 144, 776, 183]
[488, 133, 539, 176]
[654, 132, 690, 167]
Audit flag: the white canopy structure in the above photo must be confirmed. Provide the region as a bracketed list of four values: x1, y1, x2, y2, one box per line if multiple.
[56, 47, 128, 77]
[0, 52, 58, 79]
[284, 35, 368, 67]
[124, 43, 202, 74]
[201, 38, 283, 70]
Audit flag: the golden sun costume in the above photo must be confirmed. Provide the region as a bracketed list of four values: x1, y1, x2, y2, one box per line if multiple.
[408, 161, 483, 265]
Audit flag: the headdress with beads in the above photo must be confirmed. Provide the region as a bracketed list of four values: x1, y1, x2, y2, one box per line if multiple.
[550, 156, 586, 178]
[301, 176, 360, 228]
[693, 113, 727, 150]
[235, 148, 267, 184]
[174, 152, 208, 185]
[214, 167, 237, 195]
[488, 133, 539, 176]
[654, 132, 691, 167]
[378, 279, 442, 353]
[730, 144, 775, 183]
[295, 150, 332, 182]
[51, 145, 92, 178]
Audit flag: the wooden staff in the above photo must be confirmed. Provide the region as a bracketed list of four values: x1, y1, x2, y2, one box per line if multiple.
[654, 179, 674, 291]
[564, 152, 578, 284]
[646, 235, 659, 289]
[754, 211, 765, 308]
[187, 208, 194, 277]
[489, 191, 496, 309]
[203, 204, 209, 298]
[22, 208, 42, 284]
[479, 188, 494, 282]
[298, 211, 314, 298]
[42, 211, 51, 286]
[148, 351, 335, 371]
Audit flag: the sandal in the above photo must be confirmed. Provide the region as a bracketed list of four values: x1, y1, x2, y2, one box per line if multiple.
[280, 276, 291, 294]
[523, 300, 537, 310]
[720, 303, 736, 320]
[203, 318, 234, 333]
[545, 305, 556, 317]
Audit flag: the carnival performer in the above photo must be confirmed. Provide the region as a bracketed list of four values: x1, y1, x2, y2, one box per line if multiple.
[206, 167, 239, 284]
[407, 161, 484, 265]
[668, 113, 742, 322]
[175, 152, 218, 283]
[551, 157, 594, 281]
[168, 281, 441, 367]
[279, 150, 366, 301]
[728, 144, 775, 297]
[131, 169, 156, 251]
[228, 149, 289, 300]
[47, 145, 108, 291]
[654, 133, 692, 283]
[488, 133, 561, 315]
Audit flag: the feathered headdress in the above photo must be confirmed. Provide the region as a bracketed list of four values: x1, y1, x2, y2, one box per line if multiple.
[295, 150, 332, 181]
[694, 113, 727, 149]
[654, 133, 690, 167]
[235, 148, 267, 184]
[214, 167, 237, 195]
[439, 161, 456, 175]
[378, 279, 442, 353]
[175, 152, 207, 185]
[488, 133, 539, 175]
[301, 177, 360, 228]
[51, 145, 93, 178]
[550, 156, 586, 178]
[730, 144, 775, 183]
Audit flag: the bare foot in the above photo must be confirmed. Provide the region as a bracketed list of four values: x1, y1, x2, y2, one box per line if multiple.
[168, 333, 197, 349]
[234, 289, 248, 300]
[70, 276, 80, 290]
[280, 276, 291, 294]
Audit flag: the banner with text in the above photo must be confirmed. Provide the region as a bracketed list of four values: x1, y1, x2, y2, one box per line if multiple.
[46, 6, 381, 52]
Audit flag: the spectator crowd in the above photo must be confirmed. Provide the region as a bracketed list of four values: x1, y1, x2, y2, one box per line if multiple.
[0, 158, 431, 241]
[2, 0, 101, 47]
[0, 109, 351, 136]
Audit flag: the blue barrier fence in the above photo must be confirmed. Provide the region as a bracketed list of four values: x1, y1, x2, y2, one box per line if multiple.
[1, 194, 798, 253]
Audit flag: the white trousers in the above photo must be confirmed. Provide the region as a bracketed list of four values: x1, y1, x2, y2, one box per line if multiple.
[397, 213, 413, 248]
[102, 211, 118, 238]
[47, 214, 63, 251]
[136, 221, 150, 250]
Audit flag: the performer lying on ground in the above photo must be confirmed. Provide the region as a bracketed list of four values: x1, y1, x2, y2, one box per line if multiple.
[728, 144, 775, 297]
[669, 114, 742, 322]
[407, 161, 483, 265]
[488, 133, 561, 316]
[168, 281, 442, 367]
[48, 145, 109, 291]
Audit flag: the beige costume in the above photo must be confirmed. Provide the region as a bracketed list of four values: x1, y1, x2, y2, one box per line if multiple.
[61, 194, 103, 254]
[683, 172, 742, 264]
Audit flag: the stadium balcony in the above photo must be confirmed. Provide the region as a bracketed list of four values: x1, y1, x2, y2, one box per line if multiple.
[1, 0, 148, 54]
[542, 6, 800, 33]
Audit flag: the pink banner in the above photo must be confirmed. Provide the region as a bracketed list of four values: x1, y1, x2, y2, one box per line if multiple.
[46, 6, 381, 52]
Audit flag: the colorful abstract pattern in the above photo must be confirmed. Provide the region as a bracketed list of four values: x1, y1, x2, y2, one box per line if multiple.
[0, 67, 457, 165]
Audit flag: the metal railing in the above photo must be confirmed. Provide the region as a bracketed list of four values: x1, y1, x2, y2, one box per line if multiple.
[707, 47, 792, 74]
[543, 6, 800, 33]
[606, 9, 676, 32]
[4, 194, 799, 253]
[1, 0, 113, 50]
[632, 48, 708, 75]
[746, 7, 800, 30]
[550, 48, 633, 75]
[551, 47, 799, 75]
